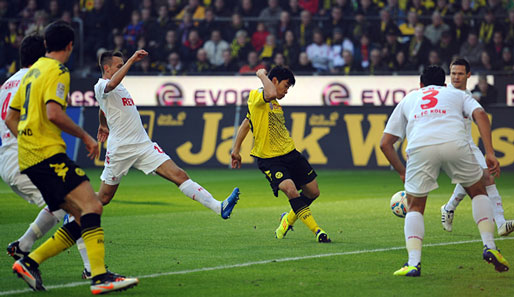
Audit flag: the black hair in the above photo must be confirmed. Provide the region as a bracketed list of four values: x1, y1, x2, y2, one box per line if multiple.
[99, 50, 124, 74]
[44, 20, 75, 53]
[268, 66, 295, 86]
[420, 65, 445, 86]
[20, 34, 45, 67]
[450, 58, 471, 74]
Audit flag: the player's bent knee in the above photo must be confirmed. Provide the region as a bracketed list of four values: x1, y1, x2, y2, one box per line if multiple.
[87, 198, 103, 215]
[175, 168, 189, 183]
[482, 171, 495, 186]
[100, 194, 113, 205]
[310, 189, 320, 199]
[465, 181, 487, 198]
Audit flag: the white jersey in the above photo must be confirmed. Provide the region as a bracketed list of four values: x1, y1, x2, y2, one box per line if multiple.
[384, 85, 482, 151]
[94, 79, 150, 151]
[448, 83, 475, 144]
[0, 68, 28, 151]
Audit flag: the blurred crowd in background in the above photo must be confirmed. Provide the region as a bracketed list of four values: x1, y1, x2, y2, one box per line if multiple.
[1, 0, 514, 80]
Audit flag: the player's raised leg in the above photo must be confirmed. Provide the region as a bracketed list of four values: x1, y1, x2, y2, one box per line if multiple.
[279, 179, 330, 242]
[155, 159, 239, 219]
[275, 180, 319, 239]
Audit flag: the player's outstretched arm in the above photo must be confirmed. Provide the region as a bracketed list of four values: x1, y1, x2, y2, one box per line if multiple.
[231, 118, 250, 169]
[97, 109, 109, 142]
[380, 133, 406, 182]
[5, 108, 20, 137]
[473, 108, 500, 177]
[105, 49, 148, 93]
[256, 69, 277, 101]
[47, 102, 99, 159]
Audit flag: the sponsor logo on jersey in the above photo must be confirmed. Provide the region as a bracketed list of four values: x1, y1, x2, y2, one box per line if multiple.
[121, 97, 135, 106]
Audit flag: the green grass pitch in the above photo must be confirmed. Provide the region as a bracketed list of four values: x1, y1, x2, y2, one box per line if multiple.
[1, 169, 513, 296]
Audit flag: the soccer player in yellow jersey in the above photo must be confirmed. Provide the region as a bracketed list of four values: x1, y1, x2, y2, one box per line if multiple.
[231, 67, 331, 242]
[5, 21, 138, 294]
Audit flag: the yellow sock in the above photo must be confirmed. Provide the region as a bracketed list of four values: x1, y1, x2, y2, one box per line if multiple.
[286, 209, 298, 225]
[29, 227, 75, 264]
[82, 227, 107, 277]
[297, 206, 320, 234]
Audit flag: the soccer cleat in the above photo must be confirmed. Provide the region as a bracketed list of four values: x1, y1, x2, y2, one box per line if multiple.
[315, 229, 331, 243]
[7, 241, 29, 261]
[82, 268, 92, 280]
[440, 204, 454, 232]
[275, 212, 294, 239]
[12, 258, 46, 291]
[90, 271, 139, 295]
[483, 246, 509, 272]
[498, 220, 514, 237]
[83, 266, 124, 280]
[393, 262, 421, 276]
[221, 187, 240, 219]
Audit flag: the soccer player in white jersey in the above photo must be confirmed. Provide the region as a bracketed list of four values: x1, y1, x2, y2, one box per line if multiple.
[1, 35, 66, 259]
[94, 49, 239, 218]
[381, 65, 509, 276]
[440, 58, 513, 236]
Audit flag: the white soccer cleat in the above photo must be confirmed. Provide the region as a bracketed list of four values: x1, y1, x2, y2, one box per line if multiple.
[498, 220, 514, 237]
[90, 272, 138, 295]
[441, 204, 454, 232]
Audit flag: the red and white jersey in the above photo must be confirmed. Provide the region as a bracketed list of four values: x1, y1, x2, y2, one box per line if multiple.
[94, 79, 150, 150]
[448, 83, 475, 144]
[0, 68, 28, 150]
[384, 85, 482, 151]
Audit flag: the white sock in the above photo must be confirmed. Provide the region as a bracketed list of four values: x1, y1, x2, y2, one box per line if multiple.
[446, 184, 467, 211]
[472, 195, 496, 250]
[405, 211, 424, 266]
[76, 237, 91, 272]
[51, 209, 67, 222]
[486, 184, 505, 228]
[179, 179, 221, 214]
[18, 207, 61, 252]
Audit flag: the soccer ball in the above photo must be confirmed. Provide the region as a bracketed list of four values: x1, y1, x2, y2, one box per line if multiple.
[390, 191, 408, 218]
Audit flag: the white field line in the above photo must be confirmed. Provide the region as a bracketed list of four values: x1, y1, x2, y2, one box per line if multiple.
[1, 237, 513, 295]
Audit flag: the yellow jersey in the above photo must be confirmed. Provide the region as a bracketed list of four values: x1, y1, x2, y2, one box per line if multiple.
[10, 57, 70, 171]
[246, 88, 295, 159]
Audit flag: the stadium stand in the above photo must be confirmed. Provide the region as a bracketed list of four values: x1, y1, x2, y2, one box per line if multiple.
[1, 0, 514, 81]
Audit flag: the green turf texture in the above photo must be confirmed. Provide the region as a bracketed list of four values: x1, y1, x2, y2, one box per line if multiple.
[1, 169, 513, 297]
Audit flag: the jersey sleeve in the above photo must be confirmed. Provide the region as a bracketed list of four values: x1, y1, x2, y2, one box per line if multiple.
[94, 79, 108, 105]
[43, 68, 70, 107]
[9, 85, 23, 111]
[248, 88, 266, 107]
[462, 93, 483, 118]
[246, 88, 266, 119]
[384, 101, 407, 140]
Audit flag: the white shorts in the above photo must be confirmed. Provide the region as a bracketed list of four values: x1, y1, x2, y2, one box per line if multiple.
[470, 142, 487, 169]
[0, 145, 45, 207]
[101, 141, 170, 185]
[405, 140, 483, 197]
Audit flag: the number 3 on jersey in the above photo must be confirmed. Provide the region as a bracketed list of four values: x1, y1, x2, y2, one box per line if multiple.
[421, 90, 439, 109]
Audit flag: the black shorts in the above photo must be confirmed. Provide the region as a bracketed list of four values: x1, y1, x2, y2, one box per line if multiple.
[256, 149, 317, 197]
[22, 153, 89, 211]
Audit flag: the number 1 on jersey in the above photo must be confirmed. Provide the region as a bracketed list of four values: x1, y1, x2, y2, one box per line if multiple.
[421, 89, 439, 109]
